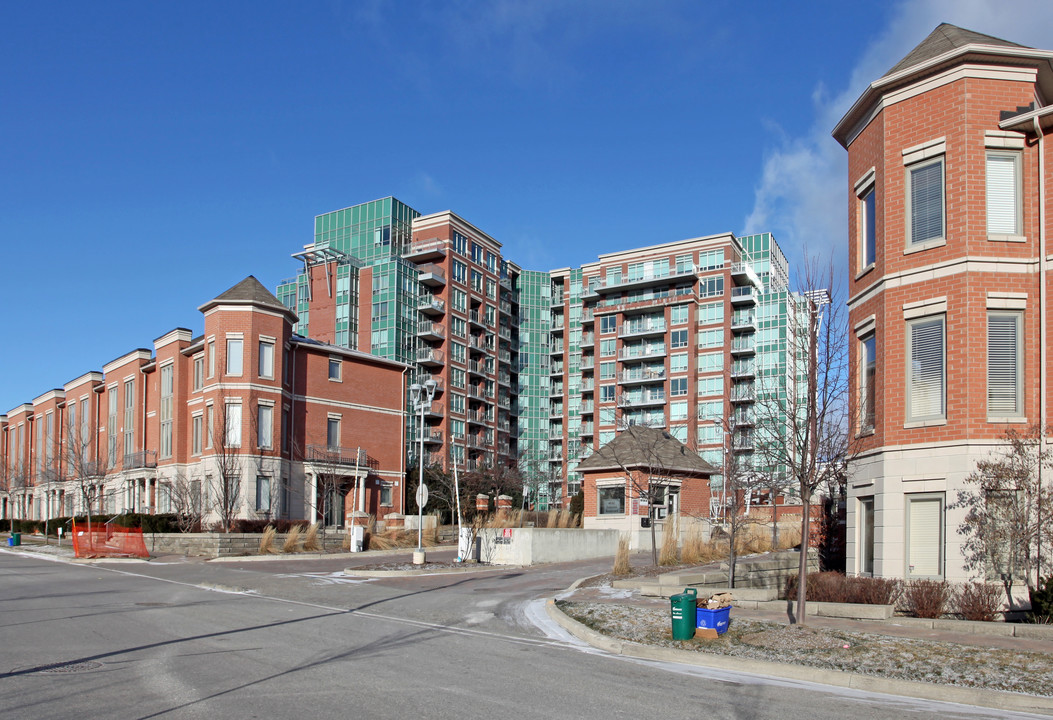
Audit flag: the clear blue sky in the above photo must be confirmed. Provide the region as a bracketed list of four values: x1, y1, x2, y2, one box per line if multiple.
[2, 0, 1051, 413]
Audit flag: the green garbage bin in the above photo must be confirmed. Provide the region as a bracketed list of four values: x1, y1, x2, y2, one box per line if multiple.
[670, 587, 697, 640]
[10, 532, 21, 547]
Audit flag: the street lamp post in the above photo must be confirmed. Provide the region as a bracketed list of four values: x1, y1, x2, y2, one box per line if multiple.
[409, 378, 437, 563]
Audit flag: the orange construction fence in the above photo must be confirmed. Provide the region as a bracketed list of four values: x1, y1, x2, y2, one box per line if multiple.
[71, 520, 149, 559]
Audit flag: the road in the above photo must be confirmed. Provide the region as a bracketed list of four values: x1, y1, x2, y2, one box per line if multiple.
[0, 550, 1038, 719]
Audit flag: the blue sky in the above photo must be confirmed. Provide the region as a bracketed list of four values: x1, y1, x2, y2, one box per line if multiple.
[2, 0, 1052, 413]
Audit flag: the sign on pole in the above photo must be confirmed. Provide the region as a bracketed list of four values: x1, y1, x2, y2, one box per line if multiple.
[416, 483, 429, 508]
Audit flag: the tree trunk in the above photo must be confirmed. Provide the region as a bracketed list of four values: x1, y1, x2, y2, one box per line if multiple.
[796, 493, 811, 625]
[650, 512, 658, 566]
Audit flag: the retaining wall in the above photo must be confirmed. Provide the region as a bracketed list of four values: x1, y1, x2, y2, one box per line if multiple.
[475, 528, 620, 565]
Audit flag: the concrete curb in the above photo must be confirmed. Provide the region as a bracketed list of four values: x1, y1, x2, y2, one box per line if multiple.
[544, 599, 1053, 716]
[344, 564, 518, 578]
[207, 546, 429, 563]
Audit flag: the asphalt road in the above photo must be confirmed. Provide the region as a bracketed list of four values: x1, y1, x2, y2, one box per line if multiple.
[0, 550, 1039, 720]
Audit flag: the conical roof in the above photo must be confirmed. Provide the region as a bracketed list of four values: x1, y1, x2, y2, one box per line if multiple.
[575, 425, 717, 476]
[199, 276, 297, 321]
[884, 23, 1027, 79]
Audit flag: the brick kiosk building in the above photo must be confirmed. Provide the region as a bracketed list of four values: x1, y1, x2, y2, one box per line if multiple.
[834, 25, 1053, 585]
[0, 276, 408, 528]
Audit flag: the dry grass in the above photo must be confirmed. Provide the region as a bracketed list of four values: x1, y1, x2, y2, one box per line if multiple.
[301, 523, 322, 552]
[341, 530, 352, 551]
[613, 535, 631, 576]
[545, 509, 558, 528]
[282, 525, 303, 553]
[258, 526, 278, 554]
[658, 517, 680, 566]
[681, 528, 725, 565]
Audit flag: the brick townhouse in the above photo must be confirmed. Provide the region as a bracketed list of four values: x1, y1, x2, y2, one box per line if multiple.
[834, 24, 1053, 585]
[0, 277, 408, 527]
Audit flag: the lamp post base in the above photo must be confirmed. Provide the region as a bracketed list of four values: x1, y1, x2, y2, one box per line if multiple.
[412, 550, 427, 565]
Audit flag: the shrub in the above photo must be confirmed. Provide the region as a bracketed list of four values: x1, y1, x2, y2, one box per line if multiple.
[846, 576, 903, 606]
[904, 579, 953, 618]
[956, 581, 1002, 621]
[258, 526, 278, 554]
[1029, 576, 1053, 622]
[568, 490, 584, 517]
[302, 523, 322, 551]
[282, 525, 303, 553]
[658, 518, 680, 566]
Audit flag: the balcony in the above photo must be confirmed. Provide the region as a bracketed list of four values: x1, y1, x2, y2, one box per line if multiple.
[581, 332, 594, 345]
[618, 346, 667, 362]
[580, 400, 594, 414]
[550, 294, 564, 308]
[593, 265, 697, 294]
[730, 361, 755, 380]
[416, 430, 444, 445]
[732, 432, 755, 452]
[617, 368, 665, 384]
[418, 296, 446, 316]
[550, 406, 564, 419]
[498, 372, 511, 386]
[549, 428, 564, 440]
[499, 326, 512, 341]
[618, 415, 666, 430]
[416, 348, 445, 367]
[417, 263, 446, 287]
[550, 363, 564, 376]
[304, 445, 376, 469]
[731, 312, 757, 332]
[549, 453, 563, 463]
[469, 310, 485, 328]
[618, 390, 666, 407]
[122, 451, 157, 471]
[422, 402, 444, 419]
[730, 386, 756, 403]
[468, 360, 487, 377]
[731, 286, 757, 306]
[733, 410, 755, 428]
[579, 424, 594, 436]
[417, 321, 445, 341]
[619, 320, 666, 338]
[404, 238, 446, 261]
[731, 262, 763, 290]
[550, 384, 565, 397]
[730, 337, 755, 356]
[467, 386, 490, 403]
[500, 300, 513, 315]
[581, 308, 595, 323]
[467, 410, 489, 426]
[549, 342, 563, 356]
[469, 337, 491, 355]
[581, 379, 595, 392]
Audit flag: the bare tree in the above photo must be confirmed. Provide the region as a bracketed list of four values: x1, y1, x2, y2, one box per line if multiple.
[211, 401, 243, 532]
[0, 457, 25, 534]
[62, 409, 110, 534]
[949, 426, 1053, 609]
[167, 470, 206, 533]
[751, 258, 850, 624]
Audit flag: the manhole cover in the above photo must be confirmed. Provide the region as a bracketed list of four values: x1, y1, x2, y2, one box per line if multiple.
[38, 660, 103, 674]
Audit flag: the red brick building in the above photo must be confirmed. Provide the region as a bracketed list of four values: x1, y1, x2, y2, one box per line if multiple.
[0, 277, 408, 527]
[834, 25, 1053, 583]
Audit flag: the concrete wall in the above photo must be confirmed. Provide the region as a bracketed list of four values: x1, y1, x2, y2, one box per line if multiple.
[475, 528, 620, 565]
[145, 532, 344, 558]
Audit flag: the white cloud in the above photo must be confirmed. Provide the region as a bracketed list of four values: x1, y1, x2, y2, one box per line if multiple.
[744, 0, 1053, 278]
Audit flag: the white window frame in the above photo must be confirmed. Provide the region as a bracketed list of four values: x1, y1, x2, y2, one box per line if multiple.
[905, 155, 945, 249]
[226, 338, 243, 377]
[859, 334, 876, 434]
[987, 311, 1023, 419]
[905, 492, 945, 579]
[986, 150, 1022, 239]
[329, 356, 342, 381]
[906, 315, 945, 423]
[258, 340, 275, 379]
[859, 182, 876, 271]
[257, 403, 274, 449]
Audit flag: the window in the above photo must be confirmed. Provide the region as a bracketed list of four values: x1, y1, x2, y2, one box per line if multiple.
[670, 353, 688, 374]
[988, 312, 1022, 417]
[670, 377, 688, 397]
[675, 254, 693, 274]
[600, 385, 615, 403]
[329, 357, 341, 381]
[698, 249, 724, 271]
[697, 302, 723, 325]
[698, 328, 723, 348]
[259, 341, 274, 379]
[860, 335, 876, 433]
[256, 476, 271, 512]
[192, 414, 202, 455]
[226, 338, 243, 376]
[326, 417, 340, 448]
[225, 403, 242, 448]
[599, 361, 616, 380]
[452, 289, 467, 312]
[699, 276, 724, 298]
[671, 304, 689, 325]
[471, 269, 484, 292]
[257, 404, 273, 449]
[123, 379, 135, 458]
[600, 338, 616, 356]
[600, 316, 617, 334]
[452, 260, 467, 284]
[987, 152, 1021, 236]
[860, 185, 876, 268]
[698, 352, 723, 373]
[597, 485, 625, 515]
[160, 365, 173, 459]
[471, 242, 483, 263]
[670, 329, 688, 348]
[206, 405, 214, 449]
[670, 402, 688, 422]
[208, 340, 215, 377]
[453, 231, 467, 256]
[906, 493, 944, 578]
[380, 483, 393, 506]
[698, 400, 723, 421]
[859, 497, 875, 576]
[193, 356, 204, 391]
[907, 158, 944, 246]
[282, 407, 290, 452]
[907, 316, 945, 421]
[487, 278, 497, 299]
